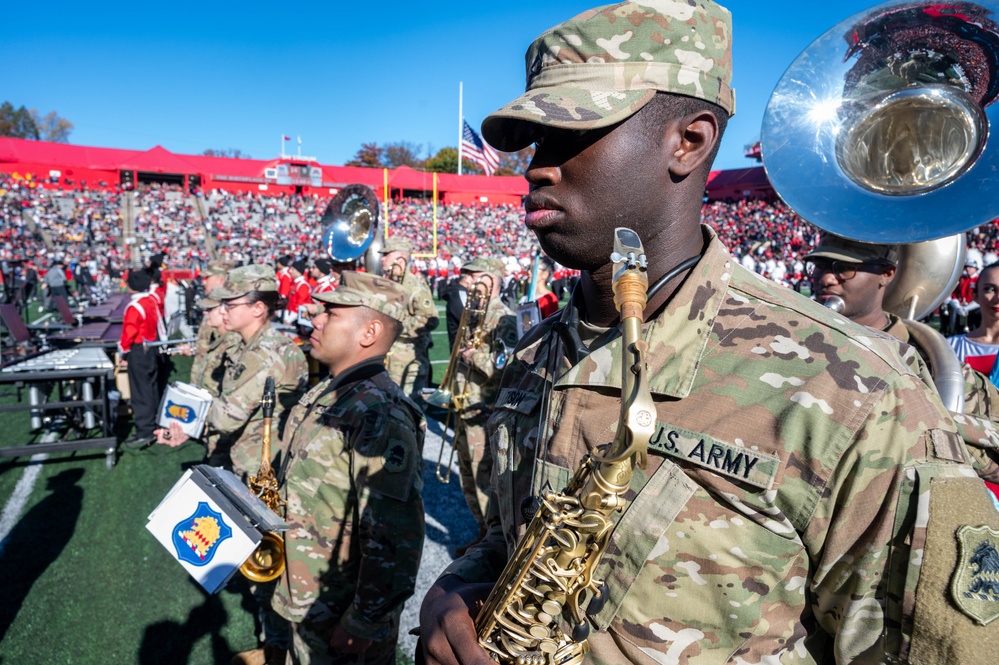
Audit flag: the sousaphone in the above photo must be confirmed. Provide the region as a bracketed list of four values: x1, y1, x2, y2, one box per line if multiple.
[762, 0, 999, 411]
[320, 184, 384, 274]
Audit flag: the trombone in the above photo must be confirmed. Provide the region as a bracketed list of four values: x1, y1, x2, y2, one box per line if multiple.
[142, 337, 197, 354]
[425, 274, 494, 483]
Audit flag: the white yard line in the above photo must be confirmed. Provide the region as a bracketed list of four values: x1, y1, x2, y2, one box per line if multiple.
[0, 434, 56, 554]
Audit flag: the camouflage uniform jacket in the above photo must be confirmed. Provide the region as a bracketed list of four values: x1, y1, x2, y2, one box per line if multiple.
[272, 358, 425, 641]
[190, 325, 239, 397]
[445, 227, 998, 664]
[454, 296, 518, 419]
[207, 321, 308, 478]
[394, 270, 439, 353]
[884, 313, 999, 484]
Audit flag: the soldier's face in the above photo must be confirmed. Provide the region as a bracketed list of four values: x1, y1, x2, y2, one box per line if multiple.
[810, 260, 893, 321]
[310, 305, 366, 374]
[205, 306, 224, 328]
[523, 114, 668, 271]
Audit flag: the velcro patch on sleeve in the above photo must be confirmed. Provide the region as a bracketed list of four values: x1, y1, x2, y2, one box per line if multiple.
[908, 475, 999, 664]
[649, 422, 779, 490]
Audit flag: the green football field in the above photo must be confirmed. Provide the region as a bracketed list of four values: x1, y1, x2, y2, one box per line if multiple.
[0, 307, 455, 665]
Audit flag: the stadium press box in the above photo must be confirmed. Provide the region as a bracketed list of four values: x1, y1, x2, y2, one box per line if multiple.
[146, 465, 289, 594]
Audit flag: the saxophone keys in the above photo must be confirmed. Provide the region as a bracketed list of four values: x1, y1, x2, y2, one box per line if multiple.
[541, 599, 563, 617]
[528, 624, 550, 640]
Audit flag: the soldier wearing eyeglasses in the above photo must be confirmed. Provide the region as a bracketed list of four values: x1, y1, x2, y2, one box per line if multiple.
[807, 233, 999, 497]
[805, 234, 901, 330]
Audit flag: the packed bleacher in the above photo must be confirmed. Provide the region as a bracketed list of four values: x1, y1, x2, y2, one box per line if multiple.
[4, 172, 999, 296]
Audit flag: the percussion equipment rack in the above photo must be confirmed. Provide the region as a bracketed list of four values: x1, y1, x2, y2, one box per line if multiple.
[0, 349, 119, 469]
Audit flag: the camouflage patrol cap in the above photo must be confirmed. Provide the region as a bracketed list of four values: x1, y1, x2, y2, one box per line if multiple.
[203, 259, 236, 278]
[312, 270, 407, 323]
[212, 264, 279, 300]
[463, 256, 506, 278]
[378, 237, 413, 255]
[197, 287, 224, 310]
[804, 234, 899, 267]
[482, 1, 735, 151]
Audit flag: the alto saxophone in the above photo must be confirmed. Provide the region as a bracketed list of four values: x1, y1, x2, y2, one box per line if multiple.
[475, 228, 656, 665]
[239, 376, 288, 582]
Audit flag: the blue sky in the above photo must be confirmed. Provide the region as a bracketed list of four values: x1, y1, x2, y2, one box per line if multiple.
[4, 0, 878, 171]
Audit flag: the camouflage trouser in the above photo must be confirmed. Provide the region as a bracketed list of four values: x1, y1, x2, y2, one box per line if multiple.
[454, 415, 492, 531]
[385, 342, 429, 405]
[252, 579, 291, 650]
[288, 617, 398, 665]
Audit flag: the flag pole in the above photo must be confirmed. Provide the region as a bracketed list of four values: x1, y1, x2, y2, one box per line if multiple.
[457, 81, 463, 176]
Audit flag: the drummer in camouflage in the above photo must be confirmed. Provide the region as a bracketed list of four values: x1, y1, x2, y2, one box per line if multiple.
[272, 270, 425, 665]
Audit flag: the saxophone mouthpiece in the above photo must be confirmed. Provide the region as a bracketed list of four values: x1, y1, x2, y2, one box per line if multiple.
[262, 377, 275, 419]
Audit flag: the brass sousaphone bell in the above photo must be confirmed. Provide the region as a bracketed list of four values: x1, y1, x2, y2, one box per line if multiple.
[762, 0, 999, 244]
[762, 1, 999, 413]
[320, 184, 383, 274]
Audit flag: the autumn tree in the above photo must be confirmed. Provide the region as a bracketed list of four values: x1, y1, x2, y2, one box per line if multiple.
[423, 147, 484, 175]
[30, 110, 73, 143]
[345, 143, 385, 168]
[383, 141, 424, 169]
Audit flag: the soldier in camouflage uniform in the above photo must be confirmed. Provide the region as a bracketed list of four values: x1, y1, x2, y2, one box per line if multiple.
[806, 234, 999, 487]
[419, 3, 999, 663]
[161, 264, 307, 665]
[378, 237, 439, 403]
[272, 270, 425, 665]
[449, 257, 518, 538]
[185, 259, 237, 365]
[202, 265, 309, 479]
[189, 290, 240, 399]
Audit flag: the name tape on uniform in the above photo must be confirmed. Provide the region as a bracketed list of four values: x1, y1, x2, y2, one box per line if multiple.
[496, 388, 540, 415]
[650, 423, 779, 490]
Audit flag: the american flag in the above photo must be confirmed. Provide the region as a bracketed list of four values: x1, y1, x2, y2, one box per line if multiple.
[461, 120, 501, 176]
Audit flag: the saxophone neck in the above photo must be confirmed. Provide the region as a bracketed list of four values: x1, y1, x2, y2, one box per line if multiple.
[259, 377, 276, 477]
[602, 228, 655, 467]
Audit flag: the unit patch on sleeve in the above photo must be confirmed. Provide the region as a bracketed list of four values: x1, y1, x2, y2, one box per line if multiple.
[952, 525, 999, 625]
[649, 422, 779, 490]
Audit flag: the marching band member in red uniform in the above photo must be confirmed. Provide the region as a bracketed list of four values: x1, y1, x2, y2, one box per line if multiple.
[119, 269, 163, 445]
[284, 259, 312, 324]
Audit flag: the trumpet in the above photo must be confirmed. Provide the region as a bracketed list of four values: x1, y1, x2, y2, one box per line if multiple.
[386, 256, 408, 283]
[425, 274, 494, 483]
[142, 337, 197, 354]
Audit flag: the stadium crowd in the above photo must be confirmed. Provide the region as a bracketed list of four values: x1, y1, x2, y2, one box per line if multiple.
[4, 172, 999, 302]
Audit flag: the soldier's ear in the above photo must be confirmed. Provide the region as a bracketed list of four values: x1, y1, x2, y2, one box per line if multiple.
[358, 315, 384, 349]
[668, 110, 720, 178]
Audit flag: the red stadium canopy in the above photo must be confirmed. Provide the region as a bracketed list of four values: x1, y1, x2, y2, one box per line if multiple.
[0, 137, 769, 203]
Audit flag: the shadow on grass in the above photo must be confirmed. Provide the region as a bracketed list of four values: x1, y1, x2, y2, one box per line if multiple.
[0, 467, 85, 643]
[138, 577, 235, 665]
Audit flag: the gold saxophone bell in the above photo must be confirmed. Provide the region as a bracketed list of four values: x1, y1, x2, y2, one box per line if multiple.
[427, 274, 494, 483]
[240, 531, 286, 583]
[239, 376, 287, 583]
